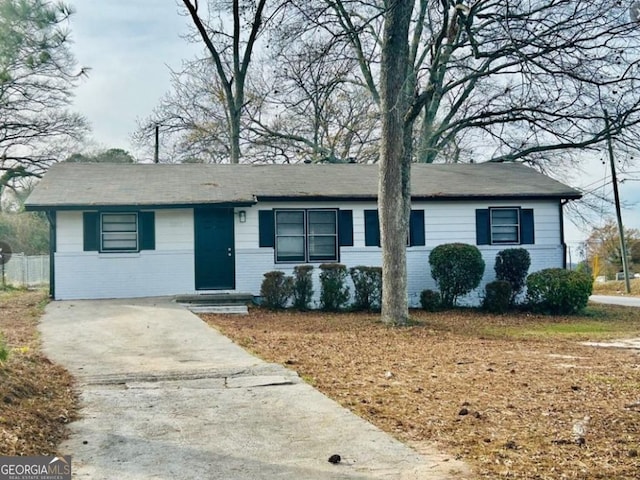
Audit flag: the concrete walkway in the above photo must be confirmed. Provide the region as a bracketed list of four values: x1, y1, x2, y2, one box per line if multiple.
[39, 298, 468, 480]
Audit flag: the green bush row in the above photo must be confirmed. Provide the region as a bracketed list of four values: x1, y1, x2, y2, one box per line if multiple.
[260, 264, 382, 312]
[261, 245, 592, 316]
[422, 244, 591, 315]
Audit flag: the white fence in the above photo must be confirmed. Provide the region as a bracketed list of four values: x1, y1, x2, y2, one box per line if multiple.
[2, 254, 49, 287]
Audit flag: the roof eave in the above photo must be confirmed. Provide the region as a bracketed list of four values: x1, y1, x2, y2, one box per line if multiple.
[24, 200, 257, 211]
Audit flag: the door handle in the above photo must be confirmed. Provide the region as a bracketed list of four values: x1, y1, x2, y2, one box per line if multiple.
[228, 247, 232, 257]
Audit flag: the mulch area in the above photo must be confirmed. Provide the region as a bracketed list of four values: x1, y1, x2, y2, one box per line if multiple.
[203, 307, 640, 479]
[0, 290, 77, 456]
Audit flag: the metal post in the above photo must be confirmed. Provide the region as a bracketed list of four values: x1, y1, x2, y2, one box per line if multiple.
[604, 111, 631, 293]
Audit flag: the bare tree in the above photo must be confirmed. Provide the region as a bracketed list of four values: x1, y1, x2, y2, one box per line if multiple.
[248, 38, 380, 163]
[180, 0, 283, 163]
[135, 59, 236, 164]
[0, 0, 88, 206]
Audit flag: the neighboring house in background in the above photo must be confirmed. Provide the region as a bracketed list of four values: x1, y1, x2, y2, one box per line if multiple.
[25, 162, 581, 305]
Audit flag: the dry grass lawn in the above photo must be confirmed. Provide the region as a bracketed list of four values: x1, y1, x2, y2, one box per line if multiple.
[592, 278, 640, 296]
[0, 289, 77, 456]
[203, 305, 640, 479]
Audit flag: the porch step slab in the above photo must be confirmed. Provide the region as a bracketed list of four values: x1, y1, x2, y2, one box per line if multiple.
[185, 305, 249, 315]
[174, 293, 254, 305]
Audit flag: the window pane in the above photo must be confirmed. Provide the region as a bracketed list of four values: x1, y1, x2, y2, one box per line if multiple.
[276, 237, 305, 261]
[276, 211, 304, 235]
[309, 236, 337, 261]
[102, 221, 137, 232]
[491, 209, 518, 225]
[308, 210, 336, 235]
[101, 214, 138, 251]
[492, 226, 518, 243]
[103, 232, 137, 250]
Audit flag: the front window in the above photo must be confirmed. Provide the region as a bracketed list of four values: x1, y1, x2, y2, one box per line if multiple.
[491, 208, 519, 244]
[275, 209, 338, 262]
[101, 213, 138, 252]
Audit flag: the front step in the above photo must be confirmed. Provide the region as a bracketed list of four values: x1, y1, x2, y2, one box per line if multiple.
[174, 293, 254, 315]
[174, 293, 254, 305]
[187, 304, 249, 315]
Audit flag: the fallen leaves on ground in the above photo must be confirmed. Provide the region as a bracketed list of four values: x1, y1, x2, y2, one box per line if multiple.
[203, 306, 640, 480]
[0, 289, 77, 456]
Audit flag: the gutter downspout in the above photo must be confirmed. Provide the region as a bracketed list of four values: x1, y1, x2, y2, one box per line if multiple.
[46, 210, 56, 299]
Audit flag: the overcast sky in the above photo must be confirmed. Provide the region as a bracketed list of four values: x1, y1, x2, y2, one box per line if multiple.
[67, 1, 639, 252]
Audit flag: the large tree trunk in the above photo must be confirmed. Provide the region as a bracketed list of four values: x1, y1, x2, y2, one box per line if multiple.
[379, 0, 413, 325]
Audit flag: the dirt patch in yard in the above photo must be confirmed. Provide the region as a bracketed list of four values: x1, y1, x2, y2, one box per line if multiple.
[203, 306, 640, 479]
[0, 289, 77, 456]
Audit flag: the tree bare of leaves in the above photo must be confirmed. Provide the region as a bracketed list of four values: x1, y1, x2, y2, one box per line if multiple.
[0, 0, 87, 207]
[247, 38, 380, 163]
[311, 0, 640, 166]
[180, 0, 274, 164]
[135, 59, 236, 164]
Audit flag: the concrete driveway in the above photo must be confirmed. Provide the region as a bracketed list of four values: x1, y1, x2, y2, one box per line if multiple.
[590, 295, 640, 308]
[39, 298, 468, 480]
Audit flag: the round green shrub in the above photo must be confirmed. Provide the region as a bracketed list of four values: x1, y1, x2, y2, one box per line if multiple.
[526, 268, 593, 315]
[429, 243, 485, 307]
[494, 248, 530, 304]
[483, 280, 512, 314]
[420, 289, 441, 312]
[260, 271, 293, 309]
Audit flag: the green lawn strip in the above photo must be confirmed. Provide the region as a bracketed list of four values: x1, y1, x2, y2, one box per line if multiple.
[475, 304, 640, 341]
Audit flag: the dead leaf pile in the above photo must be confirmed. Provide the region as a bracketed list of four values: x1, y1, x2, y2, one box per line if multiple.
[203, 307, 640, 479]
[0, 290, 77, 456]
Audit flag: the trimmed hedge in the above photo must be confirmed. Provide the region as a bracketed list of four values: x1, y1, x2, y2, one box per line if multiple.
[260, 271, 293, 309]
[292, 265, 314, 310]
[526, 268, 593, 314]
[483, 280, 512, 314]
[429, 243, 485, 307]
[319, 263, 350, 311]
[495, 248, 531, 304]
[420, 289, 442, 312]
[349, 266, 382, 311]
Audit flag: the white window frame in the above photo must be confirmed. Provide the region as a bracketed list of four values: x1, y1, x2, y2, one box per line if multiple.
[100, 212, 139, 252]
[274, 209, 338, 263]
[490, 207, 520, 245]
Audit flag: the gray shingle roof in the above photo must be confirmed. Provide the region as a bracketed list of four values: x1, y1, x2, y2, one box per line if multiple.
[25, 162, 581, 209]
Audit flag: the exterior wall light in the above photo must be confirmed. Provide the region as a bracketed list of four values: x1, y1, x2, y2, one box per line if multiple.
[238, 210, 247, 223]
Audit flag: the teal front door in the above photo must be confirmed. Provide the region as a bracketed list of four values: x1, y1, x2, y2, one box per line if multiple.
[194, 208, 235, 290]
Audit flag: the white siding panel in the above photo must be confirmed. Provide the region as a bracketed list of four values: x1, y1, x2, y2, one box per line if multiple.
[54, 251, 194, 300]
[54, 209, 196, 300]
[156, 209, 194, 250]
[56, 211, 84, 252]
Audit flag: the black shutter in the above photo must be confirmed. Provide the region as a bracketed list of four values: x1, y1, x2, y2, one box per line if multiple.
[475, 209, 490, 245]
[520, 209, 535, 244]
[364, 209, 380, 247]
[139, 212, 155, 250]
[83, 212, 99, 251]
[409, 210, 425, 246]
[259, 210, 275, 248]
[338, 210, 353, 246]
